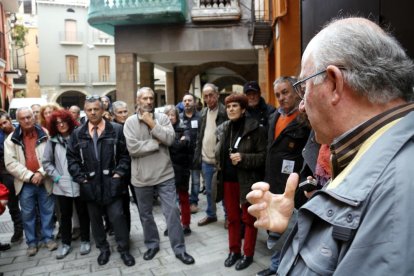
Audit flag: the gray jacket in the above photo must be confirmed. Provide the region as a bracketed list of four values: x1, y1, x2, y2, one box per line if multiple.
[123, 112, 175, 187]
[278, 111, 414, 275]
[42, 135, 79, 197]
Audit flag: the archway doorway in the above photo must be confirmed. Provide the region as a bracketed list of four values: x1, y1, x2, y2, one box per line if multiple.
[56, 90, 86, 109]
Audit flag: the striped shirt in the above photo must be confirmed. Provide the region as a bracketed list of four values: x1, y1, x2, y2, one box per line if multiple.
[330, 102, 414, 178]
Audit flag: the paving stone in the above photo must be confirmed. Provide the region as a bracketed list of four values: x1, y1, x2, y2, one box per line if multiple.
[0, 193, 272, 275]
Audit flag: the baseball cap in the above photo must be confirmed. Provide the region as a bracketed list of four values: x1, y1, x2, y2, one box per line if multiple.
[243, 81, 261, 94]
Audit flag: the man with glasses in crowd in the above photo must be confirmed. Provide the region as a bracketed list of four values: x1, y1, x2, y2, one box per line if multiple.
[66, 95, 135, 267]
[248, 17, 414, 274]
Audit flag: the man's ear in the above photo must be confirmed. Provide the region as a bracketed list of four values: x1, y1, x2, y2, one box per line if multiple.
[326, 65, 344, 105]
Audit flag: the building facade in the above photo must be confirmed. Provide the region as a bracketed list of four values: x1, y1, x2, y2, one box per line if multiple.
[37, 0, 117, 107]
[88, 0, 263, 110]
[0, 0, 19, 110]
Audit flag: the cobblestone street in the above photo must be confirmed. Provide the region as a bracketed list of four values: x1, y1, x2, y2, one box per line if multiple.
[0, 194, 273, 275]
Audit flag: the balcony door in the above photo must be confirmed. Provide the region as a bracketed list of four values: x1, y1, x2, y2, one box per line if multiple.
[65, 19, 77, 41]
[66, 55, 78, 82]
[98, 56, 110, 82]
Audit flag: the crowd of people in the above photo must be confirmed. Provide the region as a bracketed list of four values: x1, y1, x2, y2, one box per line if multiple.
[1, 16, 414, 275]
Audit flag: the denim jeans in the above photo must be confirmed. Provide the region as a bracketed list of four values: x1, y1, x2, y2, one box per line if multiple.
[19, 183, 55, 247]
[270, 250, 281, 272]
[201, 162, 217, 218]
[189, 169, 200, 205]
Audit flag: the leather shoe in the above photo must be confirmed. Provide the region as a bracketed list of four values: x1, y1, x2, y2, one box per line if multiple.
[235, 255, 253, 270]
[120, 251, 135, 266]
[197, 216, 217, 226]
[224, 252, 241, 267]
[175, 252, 195, 265]
[97, 250, 111, 265]
[0, 242, 11, 251]
[143, 247, 159, 260]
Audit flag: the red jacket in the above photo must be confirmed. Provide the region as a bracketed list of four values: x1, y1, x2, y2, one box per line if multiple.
[0, 183, 9, 215]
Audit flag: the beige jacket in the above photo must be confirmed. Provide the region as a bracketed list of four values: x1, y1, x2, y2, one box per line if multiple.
[4, 125, 52, 195]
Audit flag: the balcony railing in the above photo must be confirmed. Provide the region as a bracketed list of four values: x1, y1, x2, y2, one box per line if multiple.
[92, 31, 114, 45]
[249, 0, 272, 46]
[88, 0, 187, 35]
[13, 68, 27, 84]
[59, 31, 83, 45]
[191, 0, 241, 22]
[91, 73, 116, 85]
[59, 73, 87, 85]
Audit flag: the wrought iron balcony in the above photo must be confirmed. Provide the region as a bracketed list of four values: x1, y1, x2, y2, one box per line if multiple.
[88, 0, 187, 35]
[249, 0, 272, 46]
[191, 0, 241, 22]
[59, 73, 87, 86]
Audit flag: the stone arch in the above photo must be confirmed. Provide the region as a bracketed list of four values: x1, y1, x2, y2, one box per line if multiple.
[102, 89, 117, 103]
[175, 62, 257, 102]
[54, 89, 88, 108]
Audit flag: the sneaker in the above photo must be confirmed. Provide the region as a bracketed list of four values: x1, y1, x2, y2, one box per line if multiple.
[71, 228, 81, 241]
[56, 244, 72, 259]
[80, 241, 91, 255]
[183, 226, 192, 236]
[10, 230, 23, 243]
[46, 240, 58, 251]
[27, 246, 38, 257]
[190, 204, 199, 214]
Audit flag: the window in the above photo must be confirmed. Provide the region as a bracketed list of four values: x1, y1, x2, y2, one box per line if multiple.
[98, 56, 110, 82]
[66, 55, 78, 82]
[23, 0, 32, 14]
[65, 20, 77, 41]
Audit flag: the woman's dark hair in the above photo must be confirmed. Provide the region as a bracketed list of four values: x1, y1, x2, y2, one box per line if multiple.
[224, 92, 248, 109]
[47, 109, 79, 137]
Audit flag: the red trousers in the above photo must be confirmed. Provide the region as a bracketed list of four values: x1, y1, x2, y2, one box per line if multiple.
[178, 190, 190, 227]
[223, 181, 257, 257]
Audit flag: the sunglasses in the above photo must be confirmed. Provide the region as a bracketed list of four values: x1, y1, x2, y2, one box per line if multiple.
[85, 95, 101, 101]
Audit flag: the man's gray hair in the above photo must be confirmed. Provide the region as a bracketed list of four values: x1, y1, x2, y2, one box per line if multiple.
[202, 83, 219, 93]
[273, 76, 297, 88]
[136, 87, 155, 99]
[16, 107, 34, 118]
[309, 17, 414, 103]
[112, 100, 128, 113]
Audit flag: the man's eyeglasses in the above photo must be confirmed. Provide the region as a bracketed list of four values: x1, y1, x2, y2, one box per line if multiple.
[85, 95, 101, 101]
[293, 67, 346, 100]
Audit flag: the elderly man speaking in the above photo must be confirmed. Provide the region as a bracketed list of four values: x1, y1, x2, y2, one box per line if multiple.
[247, 17, 414, 275]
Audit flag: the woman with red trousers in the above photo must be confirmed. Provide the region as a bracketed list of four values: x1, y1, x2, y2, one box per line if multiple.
[216, 93, 267, 271]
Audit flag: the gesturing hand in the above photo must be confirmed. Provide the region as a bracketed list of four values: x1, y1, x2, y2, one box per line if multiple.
[247, 173, 299, 233]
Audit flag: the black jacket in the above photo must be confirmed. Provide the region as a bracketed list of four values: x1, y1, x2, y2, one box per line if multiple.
[169, 121, 192, 191]
[193, 103, 228, 169]
[216, 117, 267, 204]
[66, 120, 130, 204]
[246, 97, 276, 129]
[179, 110, 201, 169]
[265, 112, 310, 194]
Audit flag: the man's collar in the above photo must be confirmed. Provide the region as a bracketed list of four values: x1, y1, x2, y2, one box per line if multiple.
[330, 102, 414, 178]
[277, 106, 298, 116]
